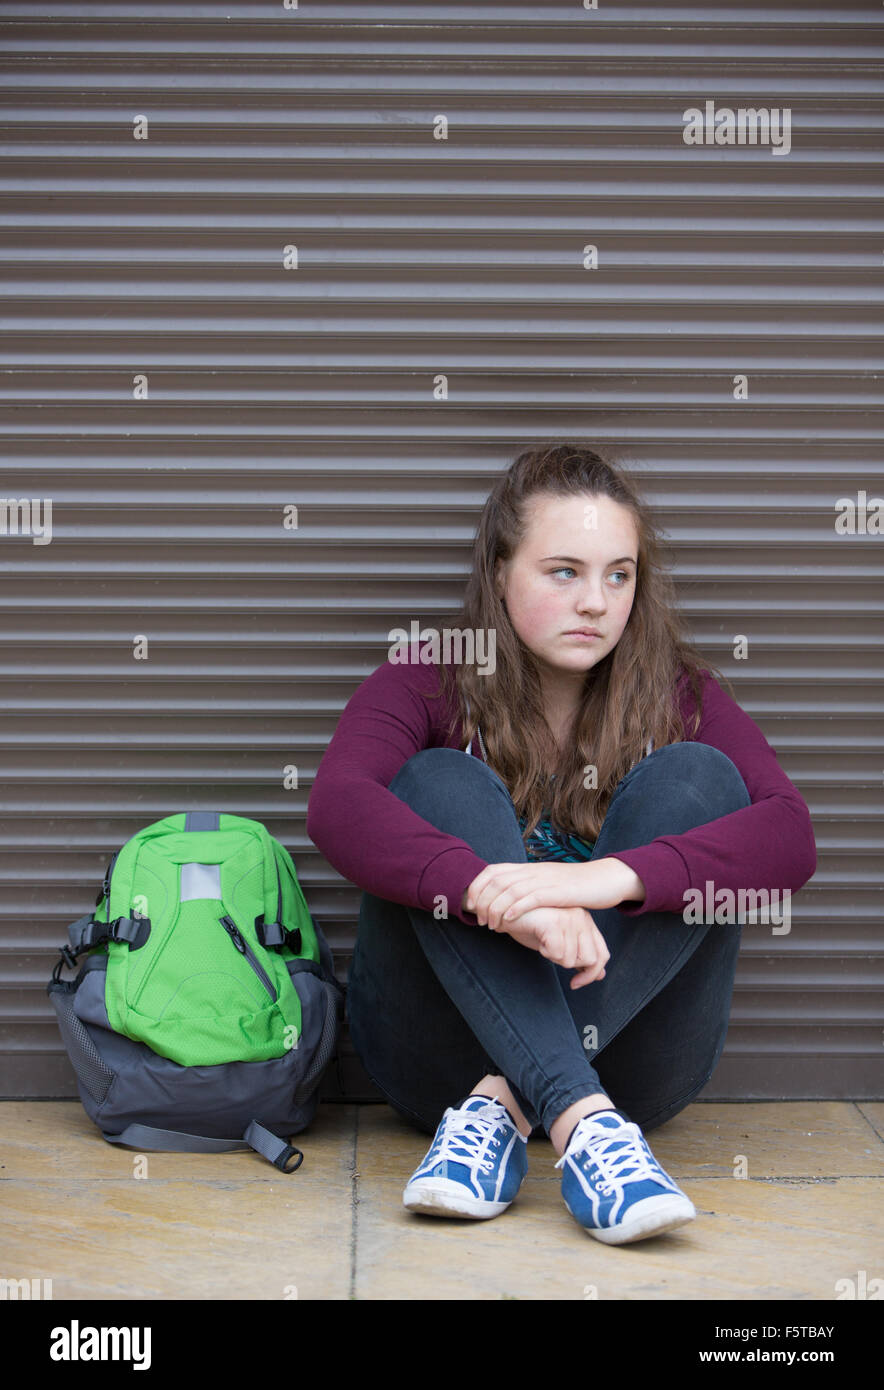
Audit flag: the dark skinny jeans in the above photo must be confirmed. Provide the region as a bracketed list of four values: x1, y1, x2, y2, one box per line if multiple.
[346, 742, 749, 1139]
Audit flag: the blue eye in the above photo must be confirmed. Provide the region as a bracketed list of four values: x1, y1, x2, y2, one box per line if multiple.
[550, 567, 631, 583]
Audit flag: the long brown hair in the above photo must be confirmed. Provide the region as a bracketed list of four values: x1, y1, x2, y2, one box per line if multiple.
[422, 442, 735, 844]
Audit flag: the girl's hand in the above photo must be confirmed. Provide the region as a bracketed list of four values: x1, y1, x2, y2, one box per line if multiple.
[502, 905, 610, 989]
[464, 858, 644, 932]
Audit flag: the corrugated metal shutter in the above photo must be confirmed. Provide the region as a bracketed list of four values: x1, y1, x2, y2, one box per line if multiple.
[2, 2, 881, 1102]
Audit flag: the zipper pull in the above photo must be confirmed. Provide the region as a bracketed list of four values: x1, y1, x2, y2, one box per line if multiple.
[221, 916, 247, 953]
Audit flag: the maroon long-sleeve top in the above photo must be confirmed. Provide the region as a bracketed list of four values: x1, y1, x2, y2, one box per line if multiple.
[306, 647, 817, 928]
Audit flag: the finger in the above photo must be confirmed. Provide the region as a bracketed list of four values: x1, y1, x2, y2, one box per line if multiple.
[469, 864, 554, 913]
[577, 927, 598, 968]
[466, 865, 528, 905]
[465, 866, 512, 902]
[556, 934, 574, 970]
[477, 877, 529, 923]
[504, 878, 579, 920]
[565, 930, 582, 970]
[500, 893, 540, 924]
[485, 889, 519, 932]
[587, 921, 608, 960]
[571, 964, 606, 989]
[466, 877, 504, 918]
[538, 928, 564, 961]
[568, 924, 587, 970]
[488, 875, 545, 919]
[473, 886, 502, 925]
[463, 878, 488, 912]
[575, 938, 604, 978]
[471, 886, 494, 922]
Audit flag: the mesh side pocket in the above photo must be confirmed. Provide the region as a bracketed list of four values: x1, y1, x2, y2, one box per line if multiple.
[294, 981, 341, 1101]
[49, 986, 116, 1105]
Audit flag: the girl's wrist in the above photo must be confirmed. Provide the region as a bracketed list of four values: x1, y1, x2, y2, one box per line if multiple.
[595, 857, 646, 905]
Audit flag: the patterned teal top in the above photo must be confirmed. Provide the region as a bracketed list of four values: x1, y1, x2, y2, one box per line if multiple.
[517, 812, 596, 863]
[466, 714, 596, 863]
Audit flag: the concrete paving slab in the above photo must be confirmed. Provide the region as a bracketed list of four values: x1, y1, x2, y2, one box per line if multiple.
[1, 1101, 355, 1300]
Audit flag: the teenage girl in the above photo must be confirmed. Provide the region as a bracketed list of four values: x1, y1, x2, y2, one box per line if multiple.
[306, 444, 817, 1245]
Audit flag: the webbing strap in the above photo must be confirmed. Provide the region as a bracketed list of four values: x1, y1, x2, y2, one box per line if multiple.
[67, 912, 99, 951]
[68, 915, 150, 953]
[101, 1120, 304, 1172]
[255, 919, 302, 953]
[184, 811, 221, 831]
[111, 917, 150, 946]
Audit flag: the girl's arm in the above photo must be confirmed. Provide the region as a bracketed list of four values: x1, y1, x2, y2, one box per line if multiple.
[306, 651, 489, 927]
[606, 669, 817, 917]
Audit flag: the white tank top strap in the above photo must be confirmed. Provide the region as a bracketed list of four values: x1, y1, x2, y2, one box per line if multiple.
[463, 696, 487, 761]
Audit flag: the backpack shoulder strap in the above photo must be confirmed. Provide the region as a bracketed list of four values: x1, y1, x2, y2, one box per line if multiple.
[101, 1120, 303, 1172]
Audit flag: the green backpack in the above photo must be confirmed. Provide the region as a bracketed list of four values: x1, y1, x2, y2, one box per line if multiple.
[49, 811, 343, 1171]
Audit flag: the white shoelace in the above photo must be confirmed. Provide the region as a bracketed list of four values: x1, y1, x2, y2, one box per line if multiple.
[424, 1098, 512, 1176]
[554, 1117, 680, 1196]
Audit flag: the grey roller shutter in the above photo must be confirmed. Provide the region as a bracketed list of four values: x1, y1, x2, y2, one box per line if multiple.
[1, 2, 881, 1102]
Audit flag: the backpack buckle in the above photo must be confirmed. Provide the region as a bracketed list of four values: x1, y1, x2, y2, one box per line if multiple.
[108, 915, 152, 950]
[255, 917, 301, 954]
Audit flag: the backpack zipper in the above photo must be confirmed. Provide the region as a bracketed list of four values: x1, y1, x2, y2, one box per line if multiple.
[219, 916, 278, 1002]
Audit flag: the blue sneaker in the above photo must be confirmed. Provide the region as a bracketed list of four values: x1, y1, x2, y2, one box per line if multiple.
[555, 1109, 696, 1244]
[403, 1094, 529, 1219]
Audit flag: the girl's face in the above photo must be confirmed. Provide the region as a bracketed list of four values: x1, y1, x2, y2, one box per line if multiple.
[494, 492, 639, 687]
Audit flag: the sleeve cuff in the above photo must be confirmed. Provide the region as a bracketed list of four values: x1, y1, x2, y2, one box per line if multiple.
[417, 846, 490, 926]
[604, 843, 692, 917]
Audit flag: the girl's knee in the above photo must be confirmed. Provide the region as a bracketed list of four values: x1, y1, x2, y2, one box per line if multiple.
[623, 1073, 714, 1134]
[389, 745, 509, 804]
[386, 748, 524, 863]
[639, 741, 751, 810]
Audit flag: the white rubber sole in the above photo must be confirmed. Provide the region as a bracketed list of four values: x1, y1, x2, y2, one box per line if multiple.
[569, 1193, 697, 1245]
[403, 1177, 511, 1219]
